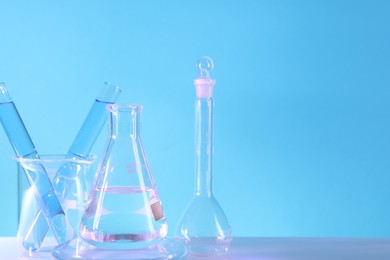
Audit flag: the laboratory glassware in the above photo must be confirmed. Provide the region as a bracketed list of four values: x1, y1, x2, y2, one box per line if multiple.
[26, 82, 121, 250]
[80, 104, 166, 249]
[175, 57, 232, 256]
[0, 82, 76, 248]
[53, 104, 185, 260]
[16, 154, 96, 260]
[52, 238, 186, 260]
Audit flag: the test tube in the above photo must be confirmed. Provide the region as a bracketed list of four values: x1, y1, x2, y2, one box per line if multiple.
[0, 83, 76, 248]
[25, 82, 121, 249]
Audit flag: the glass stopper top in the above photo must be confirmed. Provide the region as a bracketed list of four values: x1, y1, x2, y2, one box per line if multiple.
[197, 56, 214, 78]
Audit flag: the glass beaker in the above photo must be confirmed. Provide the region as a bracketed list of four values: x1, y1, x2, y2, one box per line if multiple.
[79, 104, 167, 250]
[16, 154, 96, 260]
[26, 82, 121, 251]
[175, 57, 232, 256]
[1, 83, 78, 248]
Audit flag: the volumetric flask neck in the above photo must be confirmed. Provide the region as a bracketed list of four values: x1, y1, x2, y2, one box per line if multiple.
[80, 104, 167, 250]
[195, 98, 214, 197]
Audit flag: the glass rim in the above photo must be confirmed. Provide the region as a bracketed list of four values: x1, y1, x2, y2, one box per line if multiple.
[13, 154, 96, 165]
[107, 103, 143, 112]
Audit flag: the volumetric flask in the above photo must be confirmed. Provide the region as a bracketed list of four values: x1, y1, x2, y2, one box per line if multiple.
[175, 57, 232, 256]
[16, 154, 96, 260]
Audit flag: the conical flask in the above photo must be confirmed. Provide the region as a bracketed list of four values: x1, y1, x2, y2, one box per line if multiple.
[80, 104, 167, 250]
[175, 57, 232, 256]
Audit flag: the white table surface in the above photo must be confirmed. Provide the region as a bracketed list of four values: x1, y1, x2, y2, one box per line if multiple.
[1, 237, 390, 259]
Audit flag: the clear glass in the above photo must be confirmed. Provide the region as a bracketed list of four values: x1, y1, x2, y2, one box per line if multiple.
[80, 104, 167, 249]
[16, 154, 96, 260]
[0, 83, 76, 247]
[53, 238, 186, 260]
[25, 82, 121, 250]
[175, 57, 232, 256]
[53, 104, 186, 259]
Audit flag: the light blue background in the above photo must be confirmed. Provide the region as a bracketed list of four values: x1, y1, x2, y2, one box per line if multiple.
[1, 0, 390, 237]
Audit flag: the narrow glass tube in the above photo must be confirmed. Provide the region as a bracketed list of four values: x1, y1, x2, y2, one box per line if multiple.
[195, 97, 213, 197]
[0, 83, 76, 248]
[25, 82, 122, 250]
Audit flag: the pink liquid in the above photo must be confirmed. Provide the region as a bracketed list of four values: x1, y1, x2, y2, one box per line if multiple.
[80, 186, 167, 249]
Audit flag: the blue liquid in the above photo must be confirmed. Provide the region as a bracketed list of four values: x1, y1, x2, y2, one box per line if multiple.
[0, 101, 36, 158]
[66, 100, 114, 160]
[27, 99, 118, 249]
[58, 99, 114, 200]
[0, 101, 76, 249]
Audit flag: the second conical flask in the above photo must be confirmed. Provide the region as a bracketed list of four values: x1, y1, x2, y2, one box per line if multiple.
[80, 104, 167, 250]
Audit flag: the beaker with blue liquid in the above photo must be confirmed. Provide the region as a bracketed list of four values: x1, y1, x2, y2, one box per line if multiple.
[16, 154, 96, 260]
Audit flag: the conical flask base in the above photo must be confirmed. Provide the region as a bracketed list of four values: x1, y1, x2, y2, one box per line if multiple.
[52, 238, 187, 260]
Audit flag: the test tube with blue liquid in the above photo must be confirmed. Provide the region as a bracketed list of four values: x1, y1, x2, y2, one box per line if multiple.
[25, 82, 121, 250]
[0, 82, 76, 247]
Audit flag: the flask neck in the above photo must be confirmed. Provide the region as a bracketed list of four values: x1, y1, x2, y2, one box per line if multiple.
[109, 105, 142, 139]
[195, 97, 213, 197]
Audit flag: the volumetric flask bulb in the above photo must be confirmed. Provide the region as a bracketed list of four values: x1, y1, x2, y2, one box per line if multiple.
[80, 104, 167, 250]
[175, 57, 232, 257]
